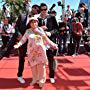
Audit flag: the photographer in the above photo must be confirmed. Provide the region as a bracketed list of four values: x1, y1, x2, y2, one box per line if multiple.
[79, 3, 88, 28]
[58, 19, 68, 56]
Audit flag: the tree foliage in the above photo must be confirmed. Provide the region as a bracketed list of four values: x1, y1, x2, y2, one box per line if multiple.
[0, 0, 31, 22]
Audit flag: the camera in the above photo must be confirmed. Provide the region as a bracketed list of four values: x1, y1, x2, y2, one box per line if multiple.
[48, 4, 56, 14]
[57, 1, 64, 8]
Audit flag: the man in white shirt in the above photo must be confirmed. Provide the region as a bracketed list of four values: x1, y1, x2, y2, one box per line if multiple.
[0, 18, 15, 50]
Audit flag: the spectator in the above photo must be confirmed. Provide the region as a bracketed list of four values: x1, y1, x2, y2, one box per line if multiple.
[58, 19, 68, 56]
[71, 17, 83, 56]
[79, 3, 88, 28]
[23, 0, 31, 13]
[65, 5, 72, 21]
[0, 18, 15, 50]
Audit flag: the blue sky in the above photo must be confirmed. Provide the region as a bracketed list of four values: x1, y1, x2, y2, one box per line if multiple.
[0, 0, 80, 19]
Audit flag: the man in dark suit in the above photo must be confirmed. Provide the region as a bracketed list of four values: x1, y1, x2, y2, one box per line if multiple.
[38, 3, 59, 83]
[0, 12, 29, 84]
[0, 4, 40, 84]
[15, 12, 29, 84]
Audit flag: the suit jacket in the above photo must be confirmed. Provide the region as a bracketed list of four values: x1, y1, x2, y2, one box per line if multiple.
[15, 13, 29, 35]
[38, 15, 59, 36]
[38, 15, 59, 43]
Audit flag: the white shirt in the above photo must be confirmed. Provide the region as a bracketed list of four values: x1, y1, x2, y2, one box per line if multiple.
[0, 23, 15, 34]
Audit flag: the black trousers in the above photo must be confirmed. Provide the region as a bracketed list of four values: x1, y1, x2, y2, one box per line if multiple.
[46, 49, 57, 78]
[72, 32, 81, 54]
[58, 33, 67, 54]
[1, 35, 10, 49]
[17, 42, 27, 77]
[0, 32, 27, 77]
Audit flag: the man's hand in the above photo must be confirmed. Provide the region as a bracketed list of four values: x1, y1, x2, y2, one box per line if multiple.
[41, 25, 48, 30]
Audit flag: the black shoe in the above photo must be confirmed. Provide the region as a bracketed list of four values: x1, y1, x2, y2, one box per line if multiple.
[0, 55, 3, 60]
[72, 53, 79, 57]
[5, 54, 10, 58]
[59, 53, 64, 56]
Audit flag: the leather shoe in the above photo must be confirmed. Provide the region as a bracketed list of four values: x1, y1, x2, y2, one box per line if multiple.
[0, 55, 3, 60]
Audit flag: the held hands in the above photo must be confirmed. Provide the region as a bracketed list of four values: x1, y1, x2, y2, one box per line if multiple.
[45, 31, 51, 37]
[52, 43, 58, 50]
[41, 26, 48, 30]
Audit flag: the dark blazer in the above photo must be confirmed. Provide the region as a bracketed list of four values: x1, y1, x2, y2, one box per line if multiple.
[15, 13, 28, 35]
[38, 15, 59, 43]
[38, 15, 59, 35]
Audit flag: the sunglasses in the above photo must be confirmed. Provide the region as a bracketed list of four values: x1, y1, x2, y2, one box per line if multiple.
[34, 7, 39, 10]
[41, 8, 47, 11]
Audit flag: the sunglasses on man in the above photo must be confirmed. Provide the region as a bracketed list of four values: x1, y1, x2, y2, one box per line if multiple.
[41, 8, 47, 11]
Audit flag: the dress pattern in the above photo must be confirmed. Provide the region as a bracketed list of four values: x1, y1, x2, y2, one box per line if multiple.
[20, 28, 48, 67]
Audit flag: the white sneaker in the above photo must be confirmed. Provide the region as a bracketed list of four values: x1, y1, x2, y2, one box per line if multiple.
[17, 77, 25, 84]
[72, 53, 78, 57]
[50, 78, 55, 84]
[38, 83, 44, 88]
[72, 54, 76, 57]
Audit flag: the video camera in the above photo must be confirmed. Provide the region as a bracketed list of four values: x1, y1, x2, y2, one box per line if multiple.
[48, 1, 65, 14]
[57, 1, 64, 8]
[48, 4, 56, 14]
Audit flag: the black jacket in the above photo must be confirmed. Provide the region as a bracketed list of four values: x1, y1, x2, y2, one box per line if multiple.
[38, 15, 59, 36]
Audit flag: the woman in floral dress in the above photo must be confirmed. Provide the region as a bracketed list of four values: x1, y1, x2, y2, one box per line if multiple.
[14, 16, 58, 87]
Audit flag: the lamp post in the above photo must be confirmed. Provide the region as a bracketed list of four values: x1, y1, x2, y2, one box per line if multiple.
[62, 0, 65, 21]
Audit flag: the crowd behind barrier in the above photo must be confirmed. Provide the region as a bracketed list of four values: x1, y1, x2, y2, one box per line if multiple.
[0, 1, 90, 56]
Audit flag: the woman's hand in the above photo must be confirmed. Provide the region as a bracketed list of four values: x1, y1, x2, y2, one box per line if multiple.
[52, 44, 58, 50]
[14, 42, 22, 49]
[45, 31, 51, 37]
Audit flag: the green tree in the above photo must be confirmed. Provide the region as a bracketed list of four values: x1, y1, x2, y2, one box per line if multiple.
[0, 0, 31, 22]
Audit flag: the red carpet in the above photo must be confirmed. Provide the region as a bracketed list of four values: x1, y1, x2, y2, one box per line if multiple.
[0, 54, 90, 90]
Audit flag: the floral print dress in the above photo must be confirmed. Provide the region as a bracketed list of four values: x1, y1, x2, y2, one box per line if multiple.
[19, 27, 48, 67]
